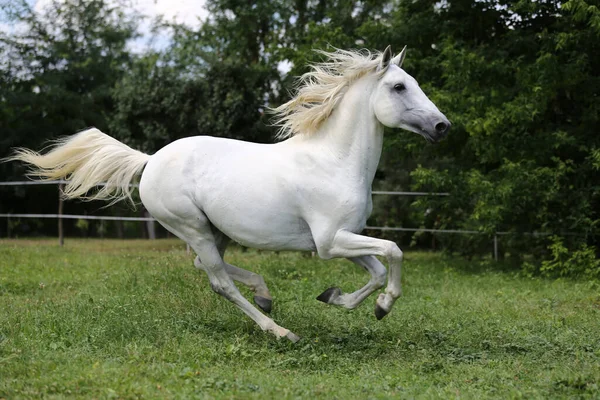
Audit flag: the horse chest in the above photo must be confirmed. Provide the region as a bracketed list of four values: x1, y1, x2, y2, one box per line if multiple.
[336, 193, 372, 230]
[301, 184, 372, 233]
[332, 192, 371, 216]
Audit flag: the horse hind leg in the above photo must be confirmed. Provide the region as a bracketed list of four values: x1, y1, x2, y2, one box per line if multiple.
[194, 257, 273, 313]
[193, 232, 273, 313]
[160, 212, 298, 341]
[317, 255, 386, 310]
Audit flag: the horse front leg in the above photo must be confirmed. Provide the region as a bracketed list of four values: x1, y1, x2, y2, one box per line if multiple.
[317, 230, 403, 319]
[316, 255, 386, 310]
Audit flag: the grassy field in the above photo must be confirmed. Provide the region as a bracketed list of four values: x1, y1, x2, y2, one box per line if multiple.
[0, 239, 598, 399]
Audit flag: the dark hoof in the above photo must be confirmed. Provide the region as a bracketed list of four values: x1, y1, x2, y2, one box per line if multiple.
[316, 287, 341, 304]
[374, 304, 389, 320]
[286, 331, 301, 343]
[254, 295, 272, 313]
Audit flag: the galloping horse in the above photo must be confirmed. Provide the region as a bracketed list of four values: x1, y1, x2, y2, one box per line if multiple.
[8, 46, 450, 341]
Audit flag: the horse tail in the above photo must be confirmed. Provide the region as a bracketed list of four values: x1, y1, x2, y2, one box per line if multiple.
[6, 128, 151, 205]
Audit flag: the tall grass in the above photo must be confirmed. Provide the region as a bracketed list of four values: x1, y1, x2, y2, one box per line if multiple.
[1, 239, 598, 398]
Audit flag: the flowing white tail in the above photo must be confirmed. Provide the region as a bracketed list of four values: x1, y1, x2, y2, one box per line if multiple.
[7, 128, 150, 205]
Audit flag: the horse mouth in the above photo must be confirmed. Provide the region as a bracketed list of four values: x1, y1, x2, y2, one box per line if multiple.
[422, 132, 436, 143]
[416, 127, 436, 143]
[418, 125, 449, 144]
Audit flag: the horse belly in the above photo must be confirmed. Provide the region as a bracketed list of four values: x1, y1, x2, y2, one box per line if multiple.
[195, 171, 315, 251]
[205, 203, 316, 251]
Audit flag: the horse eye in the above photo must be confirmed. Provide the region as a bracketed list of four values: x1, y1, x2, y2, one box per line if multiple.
[394, 83, 406, 92]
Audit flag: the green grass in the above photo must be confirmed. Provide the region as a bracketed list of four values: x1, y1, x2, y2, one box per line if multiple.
[0, 239, 599, 399]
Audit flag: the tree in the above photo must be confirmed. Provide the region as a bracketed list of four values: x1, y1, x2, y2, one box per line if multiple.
[1, 0, 598, 278]
[402, 0, 600, 277]
[0, 0, 139, 236]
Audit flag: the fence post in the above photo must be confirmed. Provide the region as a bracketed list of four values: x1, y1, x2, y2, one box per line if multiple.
[493, 234, 498, 261]
[144, 209, 156, 240]
[58, 184, 64, 246]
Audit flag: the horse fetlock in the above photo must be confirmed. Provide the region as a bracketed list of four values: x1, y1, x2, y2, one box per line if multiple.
[251, 276, 270, 295]
[252, 273, 267, 287]
[264, 323, 300, 343]
[316, 288, 361, 309]
[340, 295, 361, 310]
[386, 285, 402, 299]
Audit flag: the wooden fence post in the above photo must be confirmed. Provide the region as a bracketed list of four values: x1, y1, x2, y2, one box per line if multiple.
[144, 209, 156, 240]
[58, 183, 64, 246]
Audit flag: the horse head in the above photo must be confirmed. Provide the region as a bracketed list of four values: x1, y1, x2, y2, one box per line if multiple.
[372, 46, 450, 143]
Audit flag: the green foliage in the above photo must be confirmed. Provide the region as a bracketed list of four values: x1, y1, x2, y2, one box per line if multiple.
[0, 0, 137, 151]
[402, 0, 600, 272]
[1, 0, 598, 275]
[0, 0, 139, 226]
[527, 236, 600, 279]
[109, 52, 208, 152]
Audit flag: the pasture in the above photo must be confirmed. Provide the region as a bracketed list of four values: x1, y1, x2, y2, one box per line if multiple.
[0, 239, 598, 398]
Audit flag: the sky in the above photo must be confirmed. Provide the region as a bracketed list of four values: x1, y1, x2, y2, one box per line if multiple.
[4, 0, 292, 73]
[125, 0, 208, 28]
[33, 0, 209, 27]
[27, 0, 209, 52]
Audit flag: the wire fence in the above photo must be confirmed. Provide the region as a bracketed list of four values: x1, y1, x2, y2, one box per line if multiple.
[0, 180, 519, 260]
[0, 213, 154, 222]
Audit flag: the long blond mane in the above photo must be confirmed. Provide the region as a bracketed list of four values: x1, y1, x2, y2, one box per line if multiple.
[271, 49, 385, 139]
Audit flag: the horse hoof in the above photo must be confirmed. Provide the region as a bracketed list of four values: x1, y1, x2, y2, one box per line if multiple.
[285, 331, 301, 343]
[254, 295, 272, 313]
[374, 304, 389, 320]
[316, 287, 341, 304]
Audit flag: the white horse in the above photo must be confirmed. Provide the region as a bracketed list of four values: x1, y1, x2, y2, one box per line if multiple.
[8, 46, 449, 341]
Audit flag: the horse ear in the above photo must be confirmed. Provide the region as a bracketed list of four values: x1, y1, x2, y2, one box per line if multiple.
[378, 45, 393, 72]
[391, 45, 407, 67]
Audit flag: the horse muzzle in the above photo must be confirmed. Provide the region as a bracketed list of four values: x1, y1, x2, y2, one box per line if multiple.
[402, 110, 451, 143]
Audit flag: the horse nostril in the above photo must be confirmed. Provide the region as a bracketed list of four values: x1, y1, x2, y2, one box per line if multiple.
[435, 122, 448, 134]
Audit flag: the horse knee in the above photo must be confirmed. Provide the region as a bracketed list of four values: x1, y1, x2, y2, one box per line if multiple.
[386, 242, 403, 262]
[314, 245, 334, 260]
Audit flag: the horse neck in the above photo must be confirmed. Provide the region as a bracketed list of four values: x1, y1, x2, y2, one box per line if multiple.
[301, 75, 384, 186]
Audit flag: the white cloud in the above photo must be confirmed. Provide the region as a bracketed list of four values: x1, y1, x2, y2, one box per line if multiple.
[34, 0, 207, 26]
[130, 0, 208, 52]
[277, 59, 293, 75]
[32, 0, 208, 52]
[133, 0, 208, 27]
